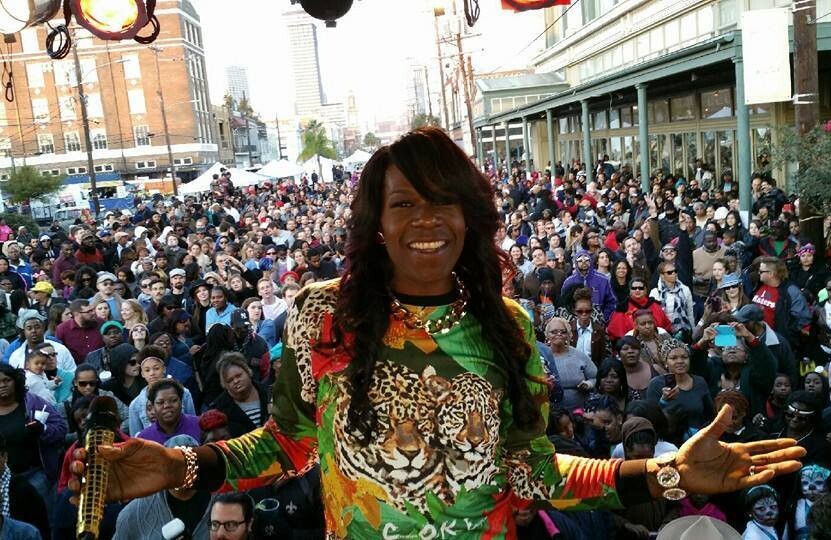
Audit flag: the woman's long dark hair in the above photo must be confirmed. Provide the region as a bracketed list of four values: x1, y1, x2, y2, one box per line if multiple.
[334, 126, 540, 444]
[0, 364, 25, 403]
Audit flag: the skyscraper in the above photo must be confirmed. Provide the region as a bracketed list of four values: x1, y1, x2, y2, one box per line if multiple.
[225, 65, 251, 104]
[284, 7, 324, 118]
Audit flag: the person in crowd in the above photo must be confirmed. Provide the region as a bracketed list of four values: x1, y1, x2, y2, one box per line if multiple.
[189, 279, 213, 338]
[91, 272, 123, 322]
[647, 339, 713, 437]
[206, 286, 236, 332]
[713, 391, 767, 445]
[692, 231, 726, 298]
[199, 409, 231, 444]
[137, 380, 202, 445]
[616, 336, 659, 402]
[566, 286, 610, 366]
[23, 346, 59, 405]
[0, 363, 66, 524]
[8, 310, 75, 374]
[543, 317, 597, 410]
[168, 268, 188, 306]
[650, 261, 694, 340]
[120, 298, 149, 332]
[209, 353, 269, 438]
[608, 276, 673, 341]
[208, 492, 255, 540]
[100, 343, 142, 407]
[731, 304, 798, 385]
[631, 309, 672, 375]
[593, 358, 628, 413]
[241, 297, 277, 349]
[751, 256, 812, 345]
[113, 435, 212, 539]
[56, 299, 104, 365]
[560, 250, 617, 321]
[65, 126, 806, 539]
[127, 351, 196, 435]
[256, 277, 287, 321]
[85, 320, 125, 373]
[66, 363, 130, 434]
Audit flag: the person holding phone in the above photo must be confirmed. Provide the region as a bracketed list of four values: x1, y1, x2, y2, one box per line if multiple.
[646, 339, 713, 439]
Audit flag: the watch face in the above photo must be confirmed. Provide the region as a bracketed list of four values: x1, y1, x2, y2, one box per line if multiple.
[657, 466, 681, 488]
[655, 451, 678, 466]
[663, 487, 687, 501]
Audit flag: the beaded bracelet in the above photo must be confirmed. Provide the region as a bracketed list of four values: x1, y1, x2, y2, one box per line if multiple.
[174, 446, 199, 491]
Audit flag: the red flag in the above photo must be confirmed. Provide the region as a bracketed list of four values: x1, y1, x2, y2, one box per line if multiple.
[501, 0, 571, 11]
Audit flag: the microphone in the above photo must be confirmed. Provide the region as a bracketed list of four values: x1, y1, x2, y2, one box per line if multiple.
[76, 396, 120, 540]
[161, 518, 190, 540]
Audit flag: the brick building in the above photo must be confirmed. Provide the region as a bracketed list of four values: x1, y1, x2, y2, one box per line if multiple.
[0, 0, 217, 184]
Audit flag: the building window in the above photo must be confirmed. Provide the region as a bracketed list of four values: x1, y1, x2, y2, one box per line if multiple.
[135, 160, 156, 169]
[86, 93, 103, 117]
[91, 130, 108, 150]
[128, 89, 146, 114]
[94, 164, 114, 173]
[37, 133, 54, 154]
[0, 138, 11, 157]
[591, 110, 607, 130]
[122, 54, 140, 79]
[31, 98, 49, 123]
[21, 28, 39, 53]
[701, 88, 732, 119]
[59, 96, 76, 121]
[670, 96, 696, 121]
[134, 125, 151, 147]
[64, 132, 81, 152]
[66, 166, 87, 175]
[173, 157, 193, 166]
[26, 64, 44, 88]
[41, 169, 60, 176]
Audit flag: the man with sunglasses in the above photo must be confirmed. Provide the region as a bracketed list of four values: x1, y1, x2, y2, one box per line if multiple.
[561, 250, 617, 322]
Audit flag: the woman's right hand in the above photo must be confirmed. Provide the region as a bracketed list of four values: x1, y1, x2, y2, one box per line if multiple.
[661, 386, 680, 401]
[68, 438, 185, 503]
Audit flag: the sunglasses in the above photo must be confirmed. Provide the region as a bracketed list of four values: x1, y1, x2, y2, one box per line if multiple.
[724, 284, 740, 290]
[785, 405, 815, 418]
[630, 286, 645, 291]
[574, 309, 592, 315]
[662, 269, 677, 275]
[76, 381, 97, 388]
[127, 359, 138, 366]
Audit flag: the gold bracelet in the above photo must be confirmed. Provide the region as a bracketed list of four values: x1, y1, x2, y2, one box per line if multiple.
[175, 446, 198, 491]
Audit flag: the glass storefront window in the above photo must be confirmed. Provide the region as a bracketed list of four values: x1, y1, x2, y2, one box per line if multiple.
[649, 134, 659, 172]
[718, 130, 734, 176]
[623, 136, 634, 166]
[620, 106, 633, 128]
[609, 108, 620, 129]
[559, 117, 569, 134]
[559, 141, 568, 164]
[649, 100, 669, 124]
[610, 137, 622, 162]
[592, 111, 607, 130]
[658, 134, 671, 174]
[670, 96, 696, 121]
[753, 127, 772, 171]
[685, 133, 699, 178]
[701, 88, 732, 119]
[703, 131, 716, 170]
[672, 134, 684, 176]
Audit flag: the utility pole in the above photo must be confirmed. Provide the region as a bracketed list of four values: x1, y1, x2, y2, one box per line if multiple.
[243, 91, 254, 168]
[275, 114, 283, 160]
[105, 42, 129, 175]
[456, 31, 476, 153]
[434, 8, 450, 129]
[150, 45, 178, 196]
[72, 40, 99, 216]
[793, 0, 822, 256]
[424, 66, 433, 118]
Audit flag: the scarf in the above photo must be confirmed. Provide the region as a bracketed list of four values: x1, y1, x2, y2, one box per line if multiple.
[656, 279, 692, 332]
[0, 466, 10, 517]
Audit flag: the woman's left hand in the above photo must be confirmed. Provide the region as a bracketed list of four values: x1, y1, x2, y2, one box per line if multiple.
[649, 404, 806, 495]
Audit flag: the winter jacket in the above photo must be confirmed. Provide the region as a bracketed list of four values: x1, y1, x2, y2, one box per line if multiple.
[24, 391, 67, 483]
[607, 296, 673, 342]
[561, 260, 617, 321]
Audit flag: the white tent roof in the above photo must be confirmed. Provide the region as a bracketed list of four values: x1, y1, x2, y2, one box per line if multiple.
[179, 162, 224, 194]
[302, 156, 338, 183]
[343, 149, 372, 167]
[179, 163, 267, 194]
[258, 159, 305, 179]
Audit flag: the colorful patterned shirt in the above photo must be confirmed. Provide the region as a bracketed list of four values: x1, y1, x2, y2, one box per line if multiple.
[208, 280, 631, 539]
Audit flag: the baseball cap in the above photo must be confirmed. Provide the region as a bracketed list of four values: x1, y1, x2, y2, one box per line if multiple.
[719, 273, 741, 290]
[97, 229, 112, 238]
[30, 281, 54, 295]
[230, 308, 251, 329]
[97, 272, 117, 285]
[733, 304, 764, 323]
[100, 320, 124, 335]
[169, 268, 186, 278]
[38, 234, 50, 242]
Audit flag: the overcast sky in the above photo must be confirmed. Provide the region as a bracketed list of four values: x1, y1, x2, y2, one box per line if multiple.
[197, 0, 545, 125]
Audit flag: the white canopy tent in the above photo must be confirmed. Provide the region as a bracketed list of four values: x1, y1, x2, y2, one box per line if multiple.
[258, 159, 305, 179]
[302, 155, 338, 183]
[180, 163, 267, 194]
[342, 149, 372, 169]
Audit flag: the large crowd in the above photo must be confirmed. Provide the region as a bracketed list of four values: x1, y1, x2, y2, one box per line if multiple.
[0, 154, 827, 539]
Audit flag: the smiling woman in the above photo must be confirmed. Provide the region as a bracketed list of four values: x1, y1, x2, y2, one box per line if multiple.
[69, 127, 806, 540]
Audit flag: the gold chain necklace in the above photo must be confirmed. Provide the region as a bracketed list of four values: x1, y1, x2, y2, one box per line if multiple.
[390, 274, 469, 335]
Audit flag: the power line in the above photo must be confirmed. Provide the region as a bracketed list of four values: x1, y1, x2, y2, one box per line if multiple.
[483, 0, 582, 75]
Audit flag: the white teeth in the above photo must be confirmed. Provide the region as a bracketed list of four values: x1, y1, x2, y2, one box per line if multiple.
[409, 241, 446, 250]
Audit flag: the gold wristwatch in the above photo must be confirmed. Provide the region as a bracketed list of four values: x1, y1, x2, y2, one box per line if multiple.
[654, 452, 686, 501]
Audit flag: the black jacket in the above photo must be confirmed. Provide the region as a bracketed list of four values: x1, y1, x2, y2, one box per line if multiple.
[209, 383, 270, 438]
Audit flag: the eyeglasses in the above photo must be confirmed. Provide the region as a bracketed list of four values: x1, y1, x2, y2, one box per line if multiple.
[210, 521, 245, 532]
[574, 309, 592, 315]
[127, 359, 138, 366]
[76, 381, 98, 388]
[630, 286, 646, 291]
[725, 284, 740, 290]
[662, 269, 677, 275]
[140, 282, 151, 288]
[79, 309, 95, 315]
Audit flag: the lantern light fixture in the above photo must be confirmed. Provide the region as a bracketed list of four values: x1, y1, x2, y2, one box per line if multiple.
[71, 0, 148, 40]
